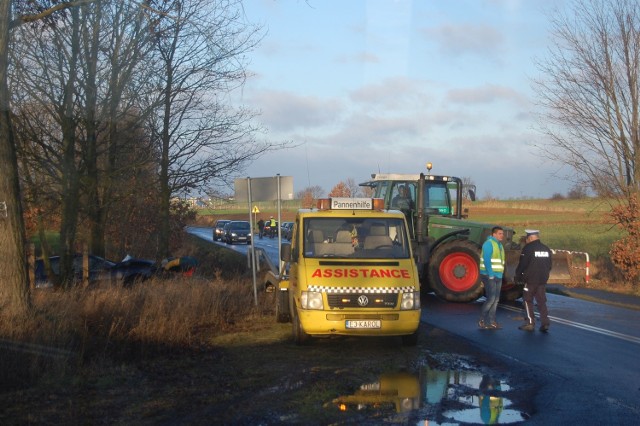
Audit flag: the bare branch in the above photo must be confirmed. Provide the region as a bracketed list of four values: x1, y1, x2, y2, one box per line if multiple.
[10, 0, 97, 29]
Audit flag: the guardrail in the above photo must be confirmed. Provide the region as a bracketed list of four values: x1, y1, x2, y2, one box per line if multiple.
[248, 247, 278, 275]
[552, 249, 590, 284]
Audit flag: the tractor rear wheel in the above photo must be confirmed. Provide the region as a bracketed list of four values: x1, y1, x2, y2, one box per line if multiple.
[428, 240, 483, 302]
[499, 283, 524, 302]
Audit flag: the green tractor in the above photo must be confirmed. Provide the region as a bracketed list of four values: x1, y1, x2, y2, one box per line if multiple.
[360, 165, 530, 302]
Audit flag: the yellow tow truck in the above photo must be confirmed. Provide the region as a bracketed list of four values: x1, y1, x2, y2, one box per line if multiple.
[276, 197, 421, 345]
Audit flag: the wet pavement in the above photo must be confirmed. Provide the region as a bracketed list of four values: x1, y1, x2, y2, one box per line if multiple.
[547, 284, 640, 310]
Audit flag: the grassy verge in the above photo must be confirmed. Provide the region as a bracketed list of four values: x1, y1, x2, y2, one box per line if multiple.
[0, 235, 272, 393]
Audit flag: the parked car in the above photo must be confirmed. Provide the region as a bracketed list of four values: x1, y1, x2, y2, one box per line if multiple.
[213, 219, 231, 241]
[281, 221, 294, 240]
[223, 220, 252, 244]
[34, 254, 156, 288]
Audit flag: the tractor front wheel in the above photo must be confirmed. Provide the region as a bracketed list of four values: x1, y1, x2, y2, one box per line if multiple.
[428, 240, 483, 302]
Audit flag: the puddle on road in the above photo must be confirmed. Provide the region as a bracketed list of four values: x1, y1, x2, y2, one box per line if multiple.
[326, 361, 528, 424]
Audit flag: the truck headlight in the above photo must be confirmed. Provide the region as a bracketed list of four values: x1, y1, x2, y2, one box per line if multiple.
[301, 291, 323, 310]
[401, 292, 420, 310]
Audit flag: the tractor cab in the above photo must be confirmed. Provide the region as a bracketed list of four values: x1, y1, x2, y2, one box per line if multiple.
[361, 173, 465, 214]
[360, 172, 476, 240]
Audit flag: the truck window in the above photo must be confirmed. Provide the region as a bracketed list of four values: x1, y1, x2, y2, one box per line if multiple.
[390, 183, 415, 211]
[425, 183, 451, 215]
[376, 181, 390, 203]
[447, 182, 458, 216]
[303, 217, 410, 259]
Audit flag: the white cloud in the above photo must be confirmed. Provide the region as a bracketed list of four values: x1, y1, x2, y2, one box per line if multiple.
[249, 90, 343, 132]
[423, 23, 505, 58]
[446, 84, 529, 106]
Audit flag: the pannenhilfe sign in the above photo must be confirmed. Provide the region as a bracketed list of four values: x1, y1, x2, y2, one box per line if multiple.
[331, 198, 372, 210]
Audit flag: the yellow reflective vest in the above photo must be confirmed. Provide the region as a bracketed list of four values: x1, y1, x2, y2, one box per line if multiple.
[479, 237, 505, 277]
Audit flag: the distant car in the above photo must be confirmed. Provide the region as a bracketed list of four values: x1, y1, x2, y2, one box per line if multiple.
[281, 221, 294, 240]
[34, 254, 156, 288]
[223, 220, 252, 244]
[213, 219, 231, 241]
[263, 220, 278, 238]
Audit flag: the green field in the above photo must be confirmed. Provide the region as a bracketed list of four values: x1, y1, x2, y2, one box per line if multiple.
[467, 198, 621, 259]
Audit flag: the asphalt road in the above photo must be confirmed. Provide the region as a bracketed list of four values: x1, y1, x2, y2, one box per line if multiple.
[423, 293, 640, 424]
[187, 226, 281, 259]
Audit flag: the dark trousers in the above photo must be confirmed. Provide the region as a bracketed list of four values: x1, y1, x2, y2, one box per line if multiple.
[522, 282, 549, 327]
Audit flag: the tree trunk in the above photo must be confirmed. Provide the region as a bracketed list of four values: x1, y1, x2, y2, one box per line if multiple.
[159, 76, 172, 259]
[83, 2, 104, 257]
[0, 0, 30, 313]
[58, 5, 81, 286]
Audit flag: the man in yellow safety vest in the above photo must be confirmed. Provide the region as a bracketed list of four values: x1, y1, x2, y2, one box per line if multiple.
[478, 226, 505, 330]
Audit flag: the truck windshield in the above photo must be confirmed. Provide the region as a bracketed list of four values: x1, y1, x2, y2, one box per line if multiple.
[425, 183, 452, 214]
[303, 217, 410, 259]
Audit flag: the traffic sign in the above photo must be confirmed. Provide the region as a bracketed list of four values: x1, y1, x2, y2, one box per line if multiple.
[252, 206, 260, 213]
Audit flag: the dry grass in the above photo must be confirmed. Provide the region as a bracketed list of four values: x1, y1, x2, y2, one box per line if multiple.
[0, 247, 274, 392]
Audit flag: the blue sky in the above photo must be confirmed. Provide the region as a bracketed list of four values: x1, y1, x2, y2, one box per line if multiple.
[238, 0, 570, 199]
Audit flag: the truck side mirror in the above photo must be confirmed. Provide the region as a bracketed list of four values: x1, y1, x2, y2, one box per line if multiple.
[281, 243, 291, 262]
[468, 189, 476, 201]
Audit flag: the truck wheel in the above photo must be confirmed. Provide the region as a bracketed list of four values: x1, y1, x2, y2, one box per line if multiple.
[428, 240, 483, 302]
[276, 290, 291, 323]
[291, 304, 310, 345]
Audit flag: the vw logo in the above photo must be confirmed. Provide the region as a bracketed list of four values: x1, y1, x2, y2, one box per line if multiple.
[357, 295, 369, 306]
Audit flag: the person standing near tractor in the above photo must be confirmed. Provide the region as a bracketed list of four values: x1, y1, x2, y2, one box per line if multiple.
[516, 229, 553, 332]
[478, 226, 506, 330]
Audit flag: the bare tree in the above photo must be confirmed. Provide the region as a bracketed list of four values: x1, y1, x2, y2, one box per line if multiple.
[0, 1, 29, 311]
[149, 0, 286, 257]
[12, 3, 97, 285]
[13, 1, 163, 265]
[344, 178, 363, 198]
[0, 0, 98, 311]
[533, 0, 640, 200]
[295, 185, 325, 200]
[461, 176, 476, 201]
[295, 185, 325, 208]
[80, 0, 156, 257]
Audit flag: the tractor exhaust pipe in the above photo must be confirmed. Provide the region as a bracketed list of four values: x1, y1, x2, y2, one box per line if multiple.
[416, 173, 425, 243]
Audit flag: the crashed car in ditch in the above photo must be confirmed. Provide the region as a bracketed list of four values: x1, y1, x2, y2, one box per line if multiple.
[34, 254, 157, 288]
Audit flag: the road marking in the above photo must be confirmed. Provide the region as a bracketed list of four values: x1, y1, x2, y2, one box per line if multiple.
[499, 304, 640, 344]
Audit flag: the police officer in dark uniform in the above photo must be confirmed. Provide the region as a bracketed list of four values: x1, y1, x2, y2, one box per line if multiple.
[515, 229, 553, 332]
